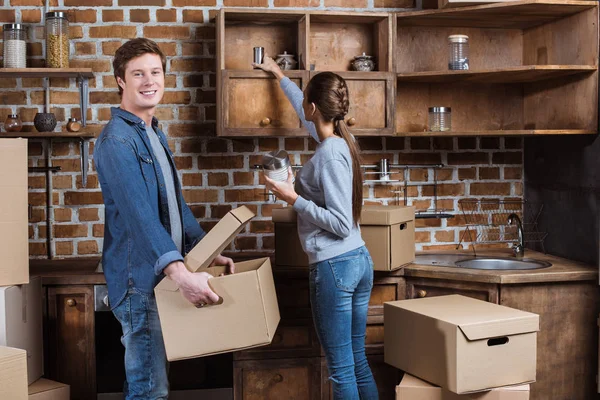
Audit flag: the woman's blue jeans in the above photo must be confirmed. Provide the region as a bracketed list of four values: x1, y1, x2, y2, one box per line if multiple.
[309, 245, 379, 400]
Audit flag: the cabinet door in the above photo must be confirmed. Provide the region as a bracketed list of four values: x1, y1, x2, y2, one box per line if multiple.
[46, 286, 96, 400]
[310, 71, 395, 136]
[234, 357, 323, 400]
[220, 70, 310, 137]
[406, 278, 499, 303]
[368, 276, 405, 324]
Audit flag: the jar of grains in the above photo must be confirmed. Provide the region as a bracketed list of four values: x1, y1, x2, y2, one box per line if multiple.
[3, 24, 27, 68]
[45, 12, 69, 68]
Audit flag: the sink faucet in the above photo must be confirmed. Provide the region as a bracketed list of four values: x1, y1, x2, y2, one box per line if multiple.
[507, 213, 524, 258]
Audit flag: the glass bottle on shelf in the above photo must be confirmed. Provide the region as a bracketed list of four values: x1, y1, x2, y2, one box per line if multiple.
[3, 24, 27, 68]
[4, 114, 23, 132]
[45, 12, 69, 68]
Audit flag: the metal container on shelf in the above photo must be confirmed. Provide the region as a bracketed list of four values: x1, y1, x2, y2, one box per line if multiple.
[3, 24, 27, 68]
[262, 150, 291, 182]
[45, 12, 69, 68]
[428, 107, 451, 132]
[448, 34, 469, 70]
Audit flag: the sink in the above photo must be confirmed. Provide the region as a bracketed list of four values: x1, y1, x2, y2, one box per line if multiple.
[455, 257, 552, 270]
[413, 254, 552, 270]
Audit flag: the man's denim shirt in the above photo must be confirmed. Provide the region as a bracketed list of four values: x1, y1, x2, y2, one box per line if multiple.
[94, 107, 205, 309]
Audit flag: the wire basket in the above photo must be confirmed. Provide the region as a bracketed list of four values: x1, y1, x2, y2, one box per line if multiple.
[457, 199, 547, 254]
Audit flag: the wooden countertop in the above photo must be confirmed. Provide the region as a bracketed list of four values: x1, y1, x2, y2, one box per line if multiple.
[404, 249, 598, 284]
[30, 250, 597, 286]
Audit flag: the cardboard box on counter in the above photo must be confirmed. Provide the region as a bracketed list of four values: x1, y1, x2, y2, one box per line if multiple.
[385, 295, 539, 394]
[0, 276, 43, 384]
[397, 374, 530, 400]
[155, 206, 280, 361]
[0, 138, 29, 286]
[361, 205, 415, 271]
[28, 379, 69, 400]
[272, 207, 309, 268]
[0, 345, 28, 400]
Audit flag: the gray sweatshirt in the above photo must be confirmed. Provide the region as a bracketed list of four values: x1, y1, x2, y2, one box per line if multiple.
[280, 77, 364, 264]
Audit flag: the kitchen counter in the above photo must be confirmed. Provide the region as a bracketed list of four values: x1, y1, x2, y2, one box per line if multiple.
[404, 249, 597, 284]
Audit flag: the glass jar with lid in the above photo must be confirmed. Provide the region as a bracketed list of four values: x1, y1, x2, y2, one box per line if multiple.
[448, 35, 469, 70]
[3, 24, 27, 68]
[45, 12, 69, 68]
[428, 107, 451, 132]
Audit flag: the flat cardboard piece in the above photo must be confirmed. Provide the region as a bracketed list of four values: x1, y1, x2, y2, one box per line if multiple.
[28, 379, 70, 400]
[0, 346, 28, 400]
[385, 295, 539, 394]
[0, 138, 29, 286]
[0, 276, 44, 384]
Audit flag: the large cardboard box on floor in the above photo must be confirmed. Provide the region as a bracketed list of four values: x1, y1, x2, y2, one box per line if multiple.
[361, 205, 415, 271]
[0, 138, 29, 286]
[0, 276, 43, 384]
[155, 206, 280, 361]
[0, 345, 28, 400]
[385, 295, 539, 394]
[272, 207, 309, 267]
[397, 374, 530, 400]
[28, 379, 70, 400]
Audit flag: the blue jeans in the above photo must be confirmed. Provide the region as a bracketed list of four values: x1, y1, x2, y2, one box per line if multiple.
[112, 288, 169, 400]
[310, 246, 379, 400]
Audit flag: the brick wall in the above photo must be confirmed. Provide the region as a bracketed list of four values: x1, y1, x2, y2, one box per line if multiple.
[0, 0, 523, 258]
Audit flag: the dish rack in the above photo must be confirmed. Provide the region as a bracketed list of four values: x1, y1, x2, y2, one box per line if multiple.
[457, 199, 547, 255]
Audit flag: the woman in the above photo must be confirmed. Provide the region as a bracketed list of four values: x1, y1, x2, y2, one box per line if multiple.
[254, 55, 378, 400]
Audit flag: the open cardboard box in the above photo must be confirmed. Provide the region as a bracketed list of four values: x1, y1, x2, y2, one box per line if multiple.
[155, 206, 280, 362]
[397, 374, 530, 400]
[28, 378, 70, 400]
[385, 295, 539, 394]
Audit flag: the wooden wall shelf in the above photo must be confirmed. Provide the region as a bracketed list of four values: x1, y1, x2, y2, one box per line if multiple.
[0, 68, 94, 79]
[396, 0, 597, 29]
[0, 131, 96, 139]
[396, 65, 597, 83]
[396, 129, 597, 137]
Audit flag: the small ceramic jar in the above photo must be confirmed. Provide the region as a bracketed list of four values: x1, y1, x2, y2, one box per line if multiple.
[275, 51, 297, 70]
[4, 114, 23, 132]
[351, 53, 375, 72]
[34, 112, 57, 132]
[66, 117, 81, 132]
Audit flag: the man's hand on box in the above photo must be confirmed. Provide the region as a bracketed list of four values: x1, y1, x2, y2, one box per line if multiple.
[210, 253, 235, 275]
[164, 261, 219, 308]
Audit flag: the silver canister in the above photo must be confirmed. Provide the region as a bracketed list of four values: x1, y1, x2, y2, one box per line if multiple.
[262, 150, 290, 182]
[253, 47, 264, 68]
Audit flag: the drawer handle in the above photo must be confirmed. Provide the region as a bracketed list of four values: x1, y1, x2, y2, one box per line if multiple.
[347, 117, 356, 126]
[417, 290, 427, 298]
[273, 373, 284, 383]
[400, 223, 407, 230]
[260, 117, 271, 126]
[66, 299, 77, 307]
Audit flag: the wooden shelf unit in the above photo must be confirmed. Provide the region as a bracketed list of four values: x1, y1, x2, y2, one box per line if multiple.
[216, 9, 395, 137]
[0, 131, 96, 139]
[395, 1, 599, 135]
[396, 129, 597, 137]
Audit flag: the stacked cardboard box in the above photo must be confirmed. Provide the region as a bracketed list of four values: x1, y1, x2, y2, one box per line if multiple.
[28, 378, 70, 400]
[272, 205, 416, 270]
[155, 206, 280, 361]
[385, 295, 539, 399]
[0, 345, 28, 399]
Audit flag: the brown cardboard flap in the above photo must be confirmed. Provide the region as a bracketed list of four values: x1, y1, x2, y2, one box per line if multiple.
[361, 205, 415, 225]
[156, 206, 255, 292]
[458, 315, 539, 341]
[271, 207, 297, 223]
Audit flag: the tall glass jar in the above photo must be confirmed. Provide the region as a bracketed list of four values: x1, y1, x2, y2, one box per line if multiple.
[448, 34, 469, 70]
[428, 107, 451, 132]
[45, 12, 69, 68]
[3, 24, 27, 68]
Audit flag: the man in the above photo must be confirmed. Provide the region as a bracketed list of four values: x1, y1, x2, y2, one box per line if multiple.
[94, 38, 234, 399]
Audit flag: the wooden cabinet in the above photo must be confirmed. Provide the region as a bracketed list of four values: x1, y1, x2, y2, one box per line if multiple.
[234, 357, 324, 400]
[406, 277, 498, 303]
[216, 10, 394, 137]
[45, 285, 96, 400]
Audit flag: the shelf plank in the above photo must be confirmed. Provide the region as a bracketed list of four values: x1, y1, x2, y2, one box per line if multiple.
[396, 129, 597, 137]
[0, 131, 96, 139]
[397, 65, 597, 83]
[396, 0, 597, 29]
[0, 68, 94, 79]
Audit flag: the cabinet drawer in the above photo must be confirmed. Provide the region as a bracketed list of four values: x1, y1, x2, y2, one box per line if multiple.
[235, 320, 320, 360]
[407, 278, 498, 303]
[221, 70, 309, 136]
[368, 278, 404, 323]
[234, 357, 323, 400]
